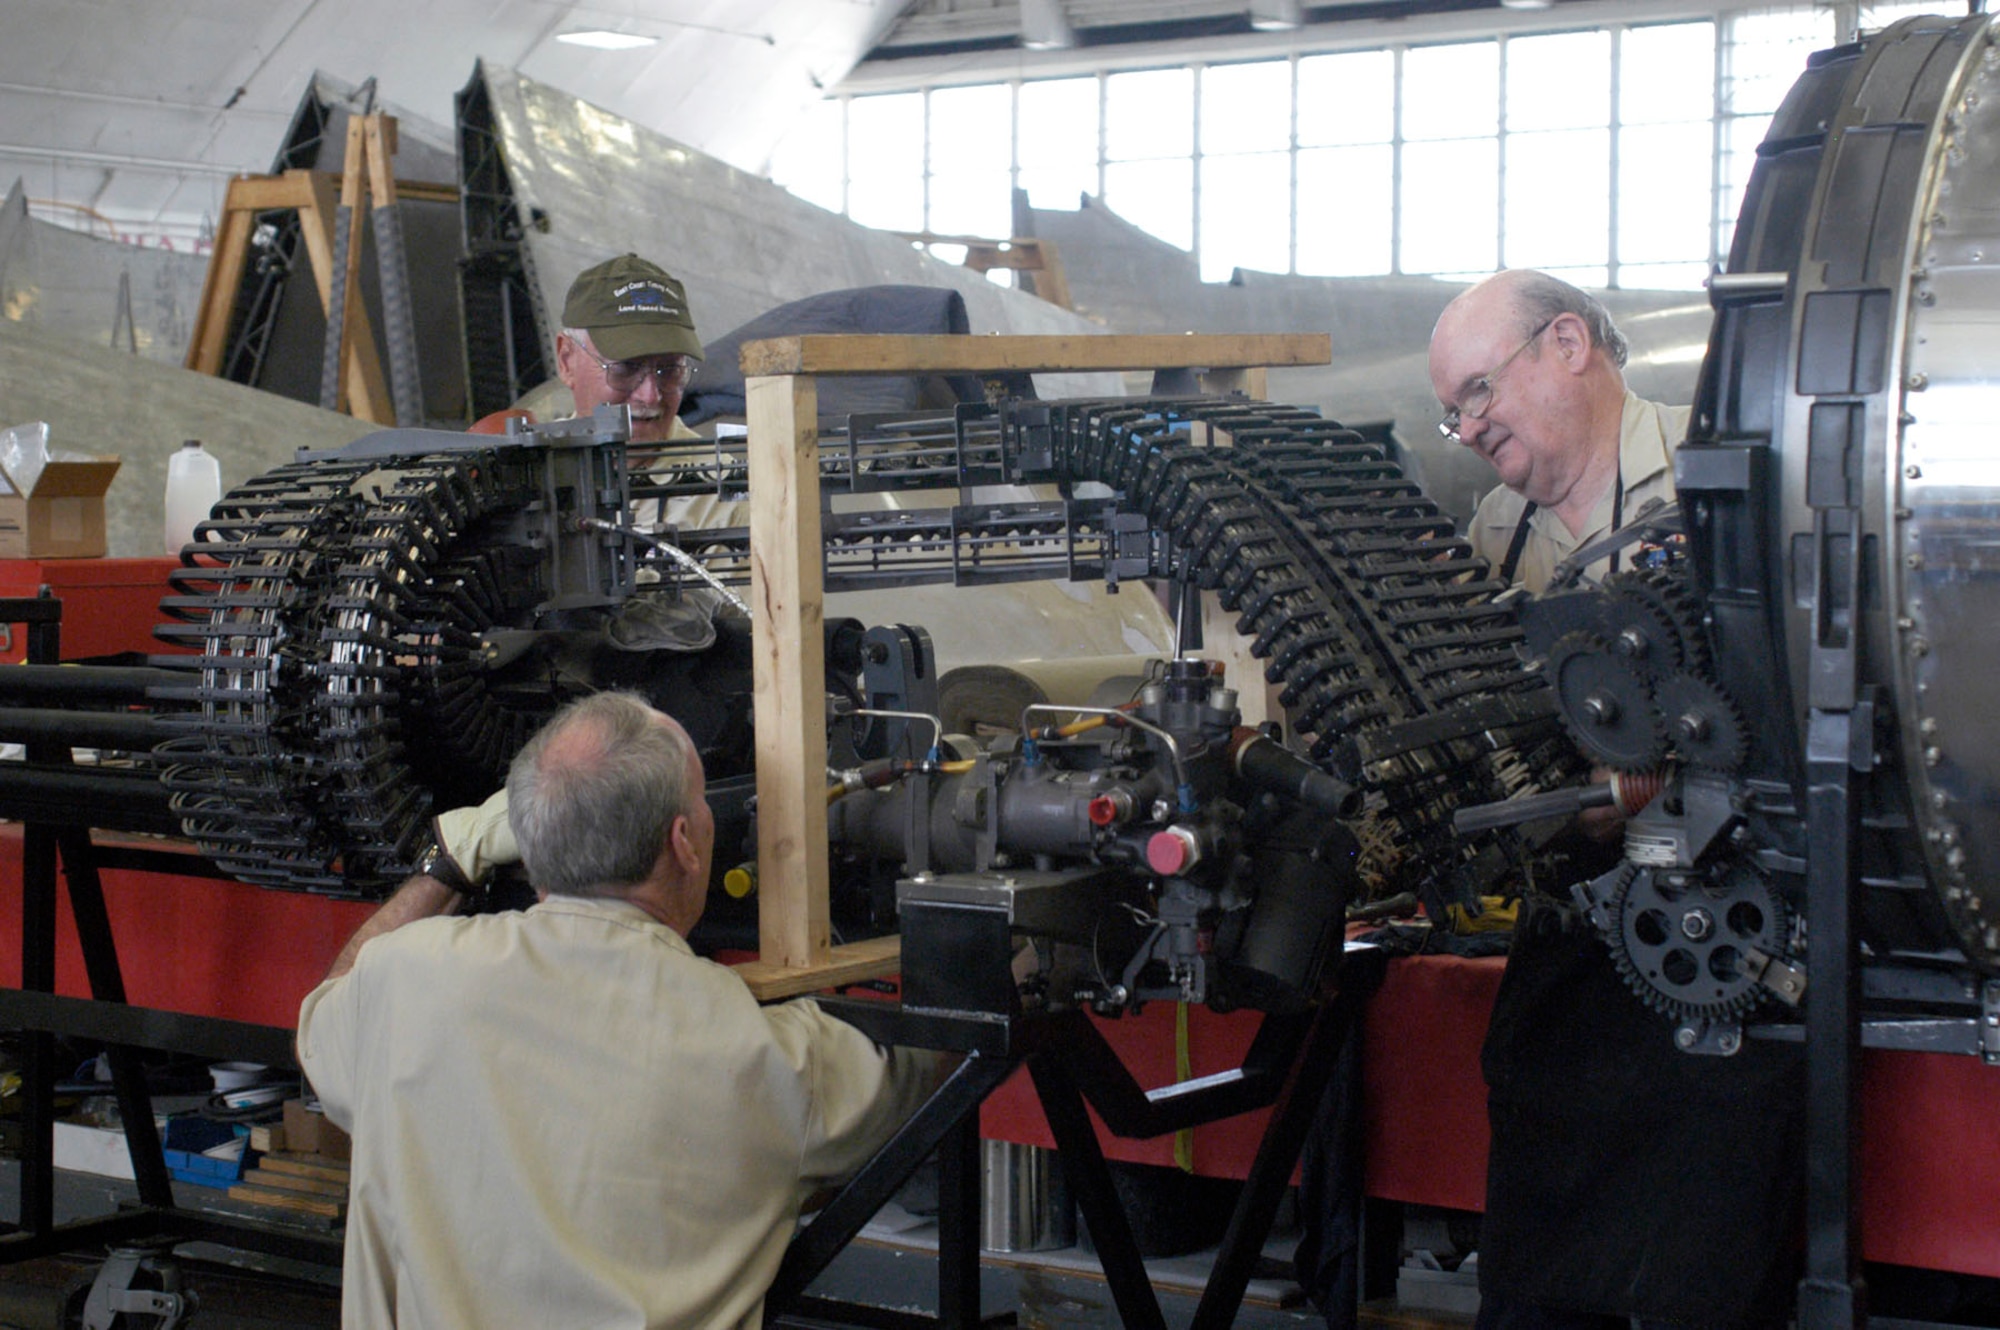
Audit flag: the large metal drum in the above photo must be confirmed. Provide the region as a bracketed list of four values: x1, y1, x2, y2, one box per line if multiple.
[1689, 13, 2000, 972]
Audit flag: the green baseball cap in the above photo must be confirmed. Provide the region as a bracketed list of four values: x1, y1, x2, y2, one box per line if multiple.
[561, 253, 704, 361]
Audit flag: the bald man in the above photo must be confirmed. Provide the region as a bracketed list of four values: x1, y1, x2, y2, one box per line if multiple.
[1427, 273, 1802, 1330]
[298, 692, 930, 1328]
[1429, 268, 1686, 594]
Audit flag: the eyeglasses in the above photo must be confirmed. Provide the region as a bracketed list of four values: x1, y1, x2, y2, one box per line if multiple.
[573, 341, 697, 395]
[1437, 317, 1554, 442]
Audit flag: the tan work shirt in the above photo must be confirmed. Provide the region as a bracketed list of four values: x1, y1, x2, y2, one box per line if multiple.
[1468, 392, 1690, 595]
[298, 895, 928, 1329]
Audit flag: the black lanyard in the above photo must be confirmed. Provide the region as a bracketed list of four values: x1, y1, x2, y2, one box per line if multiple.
[1498, 467, 1624, 587]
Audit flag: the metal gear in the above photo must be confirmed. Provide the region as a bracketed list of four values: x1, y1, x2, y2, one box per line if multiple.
[1602, 566, 1708, 675]
[1606, 860, 1791, 1021]
[1655, 672, 1749, 773]
[1545, 632, 1667, 771]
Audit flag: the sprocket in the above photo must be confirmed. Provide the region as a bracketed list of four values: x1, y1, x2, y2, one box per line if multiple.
[1655, 672, 1748, 773]
[1606, 861, 1791, 1021]
[1544, 632, 1667, 771]
[1603, 566, 1708, 675]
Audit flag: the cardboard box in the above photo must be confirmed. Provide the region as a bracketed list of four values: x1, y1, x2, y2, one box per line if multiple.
[282, 1098, 351, 1162]
[0, 455, 120, 559]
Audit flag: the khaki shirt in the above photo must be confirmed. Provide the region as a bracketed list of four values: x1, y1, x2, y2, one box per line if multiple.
[298, 895, 928, 1329]
[1468, 392, 1689, 595]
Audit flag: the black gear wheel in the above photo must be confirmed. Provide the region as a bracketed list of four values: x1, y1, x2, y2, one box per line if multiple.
[1603, 566, 1707, 675]
[1601, 570, 1687, 678]
[1606, 861, 1791, 1021]
[1545, 632, 1667, 771]
[1655, 672, 1749, 773]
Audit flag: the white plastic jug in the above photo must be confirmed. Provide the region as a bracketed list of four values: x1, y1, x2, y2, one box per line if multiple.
[164, 439, 221, 554]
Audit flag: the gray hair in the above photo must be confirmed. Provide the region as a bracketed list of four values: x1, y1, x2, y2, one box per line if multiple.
[1508, 271, 1629, 369]
[506, 691, 695, 898]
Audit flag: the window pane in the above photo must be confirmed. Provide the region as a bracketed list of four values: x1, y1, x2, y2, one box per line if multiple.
[1717, 110, 1772, 258]
[1507, 31, 1609, 131]
[1725, 10, 1832, 117]
[1020, 77, 1099, 170]
[1404, 43, 1497, 141]
[1402, 138, 1497, 273]
[1106, 68, 1195, 160]
[1506, 128, 1608, 269]
[1618, 122, 1710, 265]
[929, 84, 1012, 169]
[1623, 23, 1716, 125]
[1298, 51, 1394, 147]
[1619, 261, 1709, 290]
[1527, 263, 1609, 289]
[847, 93, 924, 178]
[770, 99, 844, 213]
[1200, 151, 1290, 281]
[1202, 61, 1291, 155]
[929, 172, 1012, 238]
[1104, 158, 1193, 250]
[1019, 161, 1098, 210]
[1296, 144, 1392, 276]
[1861, 2, 1941, 33]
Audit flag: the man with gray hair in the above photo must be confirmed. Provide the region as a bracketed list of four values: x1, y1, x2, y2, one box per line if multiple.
[1429, 267, 1671, 594]
[298, 692, 931, 1328]
[556, 252, 704, 447]
[1424, 271, 1802, 1330]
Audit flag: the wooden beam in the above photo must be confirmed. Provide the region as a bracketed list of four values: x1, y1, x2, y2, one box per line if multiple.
[733, 935, 902, 1002]
[747, 373, 830, 970]
[184, 196, 254, 375]
[220, 172, 320, 213]
[739, 332, 1331, 378]
[295, 158, 392, 423]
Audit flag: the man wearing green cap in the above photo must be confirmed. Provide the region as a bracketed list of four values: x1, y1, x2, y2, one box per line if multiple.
[557, 253, 704, 447]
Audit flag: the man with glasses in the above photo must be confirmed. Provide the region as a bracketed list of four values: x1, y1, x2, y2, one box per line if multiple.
[1425, 271, 1802, 1330]
[1429, 269, 1684, 595]
[555, 252, 704, 447]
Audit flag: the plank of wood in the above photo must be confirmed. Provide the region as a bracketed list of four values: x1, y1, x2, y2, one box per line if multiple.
[738, 332, 1331, 378]
[227, 1183, 345, 1219]
[242, 1166, 347, 1198]
[294, 163, 393, 424]
[223, 172, 319, 212]
[747, 373, 831, 970]
[733, 935, 902, 1002]
[184, 201, 253, 374]
[259, 1153, 350, 1183]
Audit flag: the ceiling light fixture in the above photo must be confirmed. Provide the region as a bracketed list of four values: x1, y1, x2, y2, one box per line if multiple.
[1249, 0, 1303, 31]
[1020, 0, 1076, 51]
[556, 29, 660, 51]
[1497, 0, 1554, 9]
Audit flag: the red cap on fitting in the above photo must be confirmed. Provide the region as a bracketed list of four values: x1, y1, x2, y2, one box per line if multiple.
[1147, 827, 1200, 876]
[1088, 793, 1129, 827]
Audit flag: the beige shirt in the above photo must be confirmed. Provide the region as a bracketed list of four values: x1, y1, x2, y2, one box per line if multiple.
[1468, 391, 1689, 595]
[298, 895, 928, 1330]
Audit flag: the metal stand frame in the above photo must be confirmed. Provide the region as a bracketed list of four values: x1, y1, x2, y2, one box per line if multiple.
[0, 594, 342, 1271]
[766, 947, 1383, 1329]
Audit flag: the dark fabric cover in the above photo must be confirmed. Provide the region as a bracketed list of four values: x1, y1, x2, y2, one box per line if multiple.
[1293, 948, 1389, 1330]
[681, 285, 994, 426]
[1476, 902, 1805, 1329]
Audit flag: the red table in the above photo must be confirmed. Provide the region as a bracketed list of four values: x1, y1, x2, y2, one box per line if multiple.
[980, 950, 2000, 1278]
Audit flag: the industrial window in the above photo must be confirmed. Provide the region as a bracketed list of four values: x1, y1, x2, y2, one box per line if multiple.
[774, 4, 1934, 293]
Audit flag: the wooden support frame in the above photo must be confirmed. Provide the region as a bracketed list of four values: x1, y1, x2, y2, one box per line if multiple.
[735, 332, 1331, 999]
[183, 162, 455, 421]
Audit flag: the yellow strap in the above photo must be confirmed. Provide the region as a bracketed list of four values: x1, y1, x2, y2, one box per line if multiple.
[1174, 1001, 1194, 1173]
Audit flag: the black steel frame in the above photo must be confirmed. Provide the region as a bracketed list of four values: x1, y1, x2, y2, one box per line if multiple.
[0, 594, 342, 1270]
[767, 948, 1383, 1329]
